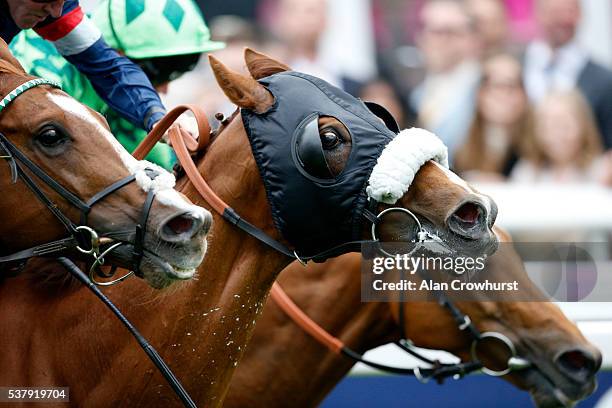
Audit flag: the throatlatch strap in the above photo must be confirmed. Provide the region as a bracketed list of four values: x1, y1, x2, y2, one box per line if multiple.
[2, 142, 79, 235]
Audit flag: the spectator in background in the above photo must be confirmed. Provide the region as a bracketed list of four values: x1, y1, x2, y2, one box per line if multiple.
[504, 0, 537, 41]
[188, 15, 269, 119]
[454, 54, 532, 180]
[524, 0, 612, 148]
[511, 90, 604, 183]
[209, 15, 265, 71]
[267, 0, 340, 87]
[465, 0, 512, 58]
[410, 0, 480, 160]
[600, 151, 612, 187]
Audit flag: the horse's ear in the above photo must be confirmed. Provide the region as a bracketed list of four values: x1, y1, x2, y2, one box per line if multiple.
[244, 48, 290, 80]
[209, 54, 274, 114]
[0, 38, 26, 73]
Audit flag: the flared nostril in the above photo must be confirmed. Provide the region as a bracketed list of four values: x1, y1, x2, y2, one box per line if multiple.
[162, 213, 198, 239]
[556, 348, 601, 383]
[160, 209, 212, 242]
[446, 200, 488, 239]
[453, 202, 482, 226]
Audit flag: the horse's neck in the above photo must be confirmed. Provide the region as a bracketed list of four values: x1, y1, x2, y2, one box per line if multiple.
[225, 254, 400, 408]
[144, 114, 293, 404]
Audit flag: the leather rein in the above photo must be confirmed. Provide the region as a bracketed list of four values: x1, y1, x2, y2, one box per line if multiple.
[269, 236, 534, 384]
[0, 79, 161, 281]
[269, 218, 533, 383]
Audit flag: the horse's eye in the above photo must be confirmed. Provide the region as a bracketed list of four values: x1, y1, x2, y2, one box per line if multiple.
[37, 127, 66, 147]
[321, 129, 341, 150]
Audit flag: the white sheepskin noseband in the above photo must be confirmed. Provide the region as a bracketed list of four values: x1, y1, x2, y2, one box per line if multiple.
[366, 128, 449, 204]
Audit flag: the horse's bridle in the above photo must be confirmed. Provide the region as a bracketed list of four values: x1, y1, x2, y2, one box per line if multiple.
[134, 104, 404, 268]
[270, 208, 533, 384]
[0, 78, 159, 283]
[133, 103, 532, 388]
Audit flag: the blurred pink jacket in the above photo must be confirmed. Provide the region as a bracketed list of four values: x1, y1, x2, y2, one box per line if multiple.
[505, 0, 537, 41]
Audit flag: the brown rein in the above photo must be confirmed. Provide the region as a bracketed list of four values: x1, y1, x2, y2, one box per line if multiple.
[271, 283, 344, 352]
[135, 105, 306, 261]
[134, 106, 426, 370]
[133, 106, 513, 383]
[132, 105, 227, 215]
[133, 106, 486, 382]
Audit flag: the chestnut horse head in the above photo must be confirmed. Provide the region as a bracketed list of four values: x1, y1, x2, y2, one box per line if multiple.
[207, 49, 498, 262]
[225, 230, 601, 408]
[399, 229, 601, 407]
[0, 40, 211, 288]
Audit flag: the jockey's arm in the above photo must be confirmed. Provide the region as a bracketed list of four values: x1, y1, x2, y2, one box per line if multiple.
[34, 1, 165, 132]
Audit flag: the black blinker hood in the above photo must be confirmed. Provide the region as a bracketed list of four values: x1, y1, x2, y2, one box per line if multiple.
[241, 71, 396, 257]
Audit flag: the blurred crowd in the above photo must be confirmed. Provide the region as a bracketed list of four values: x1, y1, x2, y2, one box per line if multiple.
[169, 0, 612, 187]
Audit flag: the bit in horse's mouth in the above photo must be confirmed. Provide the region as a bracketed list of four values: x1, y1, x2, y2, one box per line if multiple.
[100, 241, 200, 282]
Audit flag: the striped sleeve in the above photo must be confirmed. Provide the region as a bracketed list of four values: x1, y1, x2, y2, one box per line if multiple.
[32, 0, 166, 131]
[34, 2, 101, 56]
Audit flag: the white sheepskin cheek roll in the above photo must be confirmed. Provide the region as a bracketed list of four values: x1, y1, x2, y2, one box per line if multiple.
[366, 128, 449, 204]
[131, 160, 176, 193]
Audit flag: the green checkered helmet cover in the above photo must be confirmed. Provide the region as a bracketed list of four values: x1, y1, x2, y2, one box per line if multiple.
[93, 0, 225, 59]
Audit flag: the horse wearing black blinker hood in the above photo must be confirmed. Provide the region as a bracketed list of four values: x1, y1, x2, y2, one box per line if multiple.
[241, 71, 448, 259]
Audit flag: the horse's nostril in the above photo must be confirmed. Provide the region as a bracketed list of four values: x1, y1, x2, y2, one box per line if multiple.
[453, 202, 481, 225]
[556, 349, 600, 383]
[164, 214, 196, 236]
[446, 200, 493, 241]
